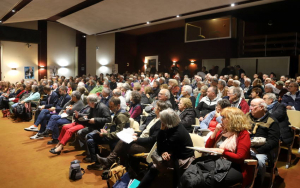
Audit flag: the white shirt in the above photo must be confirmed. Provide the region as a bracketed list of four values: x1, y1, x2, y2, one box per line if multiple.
[118, 96, 127, 110]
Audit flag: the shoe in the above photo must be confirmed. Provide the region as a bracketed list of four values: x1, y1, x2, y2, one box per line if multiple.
[30, 133, 44, 139]
[87, 163, 103, 171]
[49, 148, 61, 155]
[39, 129, 50, 137]
[96, 154, 115, 169]
[47, 139, 59, 145]
[24, 125, 39, 132]
[83, 157, 93, 163]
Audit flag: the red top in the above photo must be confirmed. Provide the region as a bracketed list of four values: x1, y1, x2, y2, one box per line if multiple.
[170, 86, 180, 96]
[205, 129, 251, 187]
[12, 90, 26, 103]
[208, 117, 218, 132]
[239, 98, 250, 114]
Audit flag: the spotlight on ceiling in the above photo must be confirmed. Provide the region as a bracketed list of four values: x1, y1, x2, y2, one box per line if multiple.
[176, 15, 180, 18]
[0, 21, 2, 23]
[231, 3, 235, 7]
[146, 21, 150, 24]
[268, 20, 273, 26]
[83, 35, 86, 38]
[12, 9, 16, 13]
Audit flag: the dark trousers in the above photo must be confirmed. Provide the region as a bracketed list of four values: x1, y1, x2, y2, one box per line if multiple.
[113, 140, 150, 156]
[86, 132, 118, 162]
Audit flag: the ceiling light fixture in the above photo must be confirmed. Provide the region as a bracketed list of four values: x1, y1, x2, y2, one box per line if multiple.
[231, 3, 235, 7]
[0, 21, 2, 23]
[12, 9, 16, 13]
[176, 15, 180, 18]
[83, 35, 86, 38]
[146, 21, 150, 24]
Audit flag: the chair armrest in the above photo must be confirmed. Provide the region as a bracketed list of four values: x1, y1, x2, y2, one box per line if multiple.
[289, 125, 300, 130]
[192, 125, 200, 127]
[132, 153, 149, 157]
[244, 159, 258, 166]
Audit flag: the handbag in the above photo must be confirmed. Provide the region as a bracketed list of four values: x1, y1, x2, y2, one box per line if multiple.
[112, 172, 131, 188]
[101, 163, 126, 188]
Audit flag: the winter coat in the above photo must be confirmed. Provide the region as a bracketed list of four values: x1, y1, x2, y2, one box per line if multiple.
[179, 108, 197, 133]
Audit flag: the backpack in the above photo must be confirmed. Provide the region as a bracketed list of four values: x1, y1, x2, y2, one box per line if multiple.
[69, 160, 85, 181]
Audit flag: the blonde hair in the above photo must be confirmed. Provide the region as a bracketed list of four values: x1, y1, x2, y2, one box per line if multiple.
[133, 82, 141, 91]
[160, 84, 168, 89]
[221, 107, 251, 132]
[180, 98, 193, 109]
[144, 86, 153, 94]
[169, 79, 178, 86]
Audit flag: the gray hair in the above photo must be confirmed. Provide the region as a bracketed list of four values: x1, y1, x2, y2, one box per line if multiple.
[87, 94, 98, 103]
[71, 90, 81, 100]
[265, 93, 276, 101]
[230, 87, 242, 98]
[144, 78, 150, 84]
[117, 83, 123, 88]
[103, 80, 109, 86]
[182, 78, 191, 85]
[233, 80, 240, 87]
[183, 85, 192, 95]
[160, 89, 170, 99]
[160, 77, 165, 82]
[122, 83, 131, 91]
[218, 80, 226, 87]
[211, 78, 218, 84]
[169, 79, 178, 86]
[245, 78, 251, 83]
[77, 82, 85, 88]
[113, 89, 122, 96]
[159, 108, 181, 129]
[265, 83, 275, 92]
[254, 98, 268, 111]
[103, 87, 110, 94]
[201, 85, 208, 91]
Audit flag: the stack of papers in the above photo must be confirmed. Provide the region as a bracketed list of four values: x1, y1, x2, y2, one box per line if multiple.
[117, 128, 136, 144]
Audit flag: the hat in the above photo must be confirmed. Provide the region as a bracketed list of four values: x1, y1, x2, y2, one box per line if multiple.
[276, 81, 284, 85]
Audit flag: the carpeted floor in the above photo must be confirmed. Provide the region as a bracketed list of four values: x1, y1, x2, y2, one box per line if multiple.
[0, 116, 300, 188]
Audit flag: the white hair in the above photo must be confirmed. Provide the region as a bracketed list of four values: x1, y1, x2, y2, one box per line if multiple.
[77, 82, 85, 88]
[159, 108, 181, 129]
[87, 94, 98, 103]
[122, 83, 131, 90]
[264, 93, 276, 101]
[245, 78, 251, 83]
[233, 80, 241, 87]
[265, 83, 275, 92]
[183, 85, 192, 95]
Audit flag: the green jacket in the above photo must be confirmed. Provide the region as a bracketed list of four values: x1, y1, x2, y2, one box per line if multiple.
[90, 85, 103, 94]
[102, 109, 130, 140]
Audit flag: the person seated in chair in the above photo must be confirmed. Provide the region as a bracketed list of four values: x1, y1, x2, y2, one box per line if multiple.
[86, 97, 130, 170]
[37, 91, 85, 144]
[247, 98, 280, 187]
[49, 104, 91, 155]
[227, 87, 249, 114]
[26, 86, 71, 135]
[96, 101, 170, 170]
[178, 98, 196, 133]
[129, 91, 142, 123]
[32, 85, 59, 124]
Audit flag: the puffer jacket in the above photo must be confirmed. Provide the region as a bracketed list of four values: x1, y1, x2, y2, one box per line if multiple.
[281, 91, 300, 111]
[179, 108, 197, 133]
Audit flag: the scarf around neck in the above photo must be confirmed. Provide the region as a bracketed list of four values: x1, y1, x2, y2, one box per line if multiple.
[267, 101, 278, 111]
[219, 131, 238, 153]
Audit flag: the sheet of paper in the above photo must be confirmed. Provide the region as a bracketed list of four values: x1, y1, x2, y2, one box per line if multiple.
[186, 146, 222, 155]
[117, 128, 135, 144]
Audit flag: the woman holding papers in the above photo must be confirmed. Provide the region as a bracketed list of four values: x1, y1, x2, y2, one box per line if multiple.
[138, 109, 194, 188]
[204, 107, 251, 187]
[97, 101, 170, 169]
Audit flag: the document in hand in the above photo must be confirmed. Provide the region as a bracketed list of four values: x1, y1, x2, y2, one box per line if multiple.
[186, 146, 222, 155]
[60, 113, 68, 118]
[116, 128, 136, 144]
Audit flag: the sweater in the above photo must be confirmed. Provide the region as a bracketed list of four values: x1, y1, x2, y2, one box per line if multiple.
[23, 92, 40, 102]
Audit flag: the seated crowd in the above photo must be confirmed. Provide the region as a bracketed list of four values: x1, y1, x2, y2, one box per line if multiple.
[0, 67, 299, 188]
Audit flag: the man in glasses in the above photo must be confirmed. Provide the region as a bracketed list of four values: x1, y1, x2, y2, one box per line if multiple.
[281, 82, 300, 111]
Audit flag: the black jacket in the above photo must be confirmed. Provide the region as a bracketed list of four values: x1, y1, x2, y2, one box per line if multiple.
[55, 94, 71, 113]
[179, 108, 196, 133]
[157, 123, 194, 160]
[247, 112, 280, 154]
[269, 103, 294, 145]
[136, 118, 161, 147]
[86, 102, 112, 130]
[150, 88, 160, 99]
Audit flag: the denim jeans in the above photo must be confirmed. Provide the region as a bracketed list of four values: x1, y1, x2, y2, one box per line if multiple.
[250, 149, 268, 186]
[46, 115, 71, 139]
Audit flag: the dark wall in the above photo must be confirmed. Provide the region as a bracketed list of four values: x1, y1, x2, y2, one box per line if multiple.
[116, 27, 238, 75]
[115, 33, 138, 73]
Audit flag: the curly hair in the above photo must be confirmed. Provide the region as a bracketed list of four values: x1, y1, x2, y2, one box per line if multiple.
[221, 107, 251, 133]
[131, 91, 141, 104]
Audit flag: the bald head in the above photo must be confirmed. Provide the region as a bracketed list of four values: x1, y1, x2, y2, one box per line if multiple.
[113, 89, 122, 97]
[250, 98, 267, 118]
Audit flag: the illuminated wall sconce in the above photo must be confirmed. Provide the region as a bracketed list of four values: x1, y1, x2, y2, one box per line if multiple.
[11, 68, 17, 70]
[190, 60, 195, 65]
[38, 66, 46, 70]
[173, 61, 176, 65]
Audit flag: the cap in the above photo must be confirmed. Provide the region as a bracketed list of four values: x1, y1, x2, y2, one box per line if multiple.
[276, 81, 284, 85]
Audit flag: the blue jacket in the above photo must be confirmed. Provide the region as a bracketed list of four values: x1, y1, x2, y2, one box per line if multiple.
[100, 95, 111, 107]
[55, 94, 71, 113]
[41, 91, 59, 109]
[281, 91, 300, 111]
[200, 110, 222, 129]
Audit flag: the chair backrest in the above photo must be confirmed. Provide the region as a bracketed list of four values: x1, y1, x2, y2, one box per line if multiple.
[146, 143, 157, 163]
[287, 110, 300, 128]
[129, 118, 140, 131]
[189, 133, 205, 158]
[129, 118, 134, 128]
[195, 118, 199, 125]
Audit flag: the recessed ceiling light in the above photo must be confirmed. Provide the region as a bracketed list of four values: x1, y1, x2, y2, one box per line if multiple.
[0, 21, 2, 23]
[12, 9, 16, 13]
[231, 3, 235, 7]
[146, 21, 150, 24]
[176, 15, 180, 18]
[83, 35, 86, 38]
